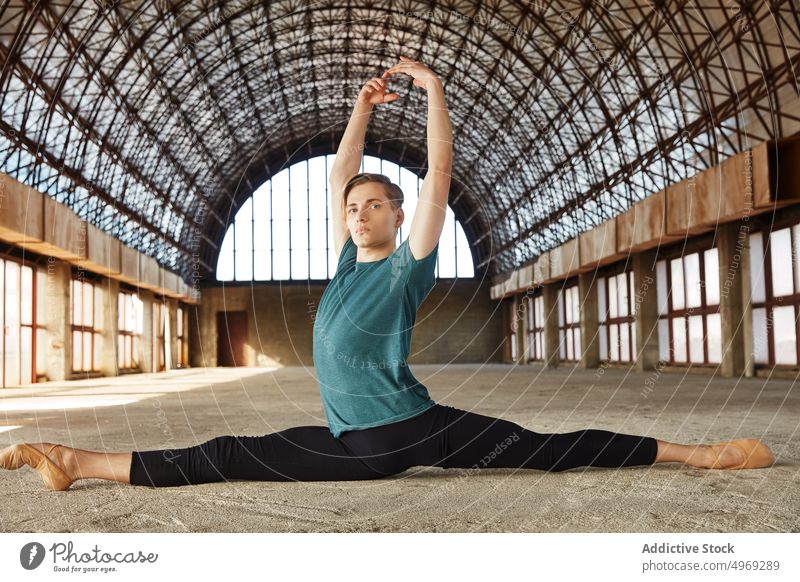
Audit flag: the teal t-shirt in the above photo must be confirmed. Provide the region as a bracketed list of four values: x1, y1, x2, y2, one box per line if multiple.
[313, 235, 439, 438]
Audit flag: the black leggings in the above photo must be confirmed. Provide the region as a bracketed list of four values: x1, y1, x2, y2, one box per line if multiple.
[128, 404, 659, 487]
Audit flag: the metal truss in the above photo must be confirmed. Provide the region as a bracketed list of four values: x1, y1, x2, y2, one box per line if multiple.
[1, 0, 798, 282]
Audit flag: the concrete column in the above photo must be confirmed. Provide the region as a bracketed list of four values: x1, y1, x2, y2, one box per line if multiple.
[139, 290, 154, 372]
[43, 257, 70, 381]
[97, 278, 120, 376]
[741, 222, 755, 378]
[166, 297, 178, 370]
[578, 271, 599, 368]
[542, 283, 560, 368]
[632, 249, 659, 372]
[718, 221, 748, 377]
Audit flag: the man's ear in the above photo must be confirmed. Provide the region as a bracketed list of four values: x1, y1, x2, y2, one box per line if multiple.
[395, 208, 404, 228]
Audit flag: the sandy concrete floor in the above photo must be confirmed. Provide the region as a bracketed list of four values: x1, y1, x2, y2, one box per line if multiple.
[0, 364, 797, 533]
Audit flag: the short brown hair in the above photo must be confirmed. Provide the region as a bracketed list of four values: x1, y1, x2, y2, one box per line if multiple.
[340, 173, 404, 218]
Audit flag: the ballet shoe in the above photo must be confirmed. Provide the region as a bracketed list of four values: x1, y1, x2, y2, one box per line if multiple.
[0, 443, 74, 491]
[708, 439, 775, 470]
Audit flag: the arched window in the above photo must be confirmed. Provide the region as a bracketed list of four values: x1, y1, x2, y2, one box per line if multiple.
[216, 155, 474, 281]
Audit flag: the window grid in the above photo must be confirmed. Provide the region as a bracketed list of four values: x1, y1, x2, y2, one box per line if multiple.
[0, 256, 37, 386]
[558, 283, 581, 362]
[217, 155, 473, 281]
[71, 277, 97, 373]
[525, 292, 545, 362]
[750, 225, 800, 368]
[118, 291, 143, 370]
[656, 245, 721, 366]
[598, 269, 636, 363]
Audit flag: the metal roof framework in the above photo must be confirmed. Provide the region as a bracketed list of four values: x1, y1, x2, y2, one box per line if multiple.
[1, 0, 798, 283]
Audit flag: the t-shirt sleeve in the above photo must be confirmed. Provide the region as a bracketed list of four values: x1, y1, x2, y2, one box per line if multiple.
[396, 238, 439, 307]
[337, 235, 357, 269]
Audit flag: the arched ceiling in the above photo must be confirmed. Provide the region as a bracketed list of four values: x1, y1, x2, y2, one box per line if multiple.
[1, 0, 799, 283]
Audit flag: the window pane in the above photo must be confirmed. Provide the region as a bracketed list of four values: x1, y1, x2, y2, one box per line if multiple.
[658, 319, 670, 361]
[21, 266, 33, 325]
[558, 291, 564, 326]
[684, 253, 701, 308]
[629, 271, 635, 315]
[83, 331, 92, 371]
[254, 248, 272, 280]
[566, 328, 573, 360]
[536, 296, 544, 327]
[36, 324, 46, 379]
[620, 322, 629, 361]
[599, 323, 607, 360]
[72, 330, 82, 371]
[609, 275, 618, 318]
[610, 323, 619, 361]
[656, 260, 668, 315]
[631, 320, 637, 361]
[72, 279, 82, 326]
[571, 286, 580, 323]
[794, 225, 800, 296]
[704, 248, 720, 305]
[772, 305, 797, 365]
[617, 273, 628, 317]
[770, 228, 793, 297]
[672, 318, 687, 362]
[597, 277, 607, 322]
[752, 307, 768, 363]
[83, 281, 93, 327]
[559, 329, 565, 358]
[565, 287, 573, 324]
[688, 315, 704, 362]
[217, 227, 234, 281]
[574, 328, 581, 361]
[749, 232, 766, 303]
[439, 208, 456, 279]
[707, 313, 722, 363]
[671, 258, 685, 310]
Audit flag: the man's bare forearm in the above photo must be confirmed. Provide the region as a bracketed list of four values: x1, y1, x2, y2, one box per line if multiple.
[424, 78, 452, 172]
[330, 100, 374, 187]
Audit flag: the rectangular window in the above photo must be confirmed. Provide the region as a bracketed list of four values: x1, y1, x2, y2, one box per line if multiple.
[749, 224, 800, 368]
[71, 277, 98, 373]
[118, 291, 143, 371]
[1, 257, 38, 386]
[558, 282, 581, 362]
[525, 292, 545, 362]
[656, 245, 721, 366]
[598, 269, 635, 363]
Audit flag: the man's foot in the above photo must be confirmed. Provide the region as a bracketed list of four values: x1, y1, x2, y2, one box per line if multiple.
[0, 442, 76, 490]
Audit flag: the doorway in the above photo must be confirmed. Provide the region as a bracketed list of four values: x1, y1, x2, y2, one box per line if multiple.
[217, 311, 247, 366]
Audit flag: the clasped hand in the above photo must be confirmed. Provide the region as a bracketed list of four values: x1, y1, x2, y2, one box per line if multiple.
[357, 55, 441, 105]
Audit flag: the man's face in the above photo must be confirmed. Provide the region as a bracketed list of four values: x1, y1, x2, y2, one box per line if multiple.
[345, 183, 403, 244]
